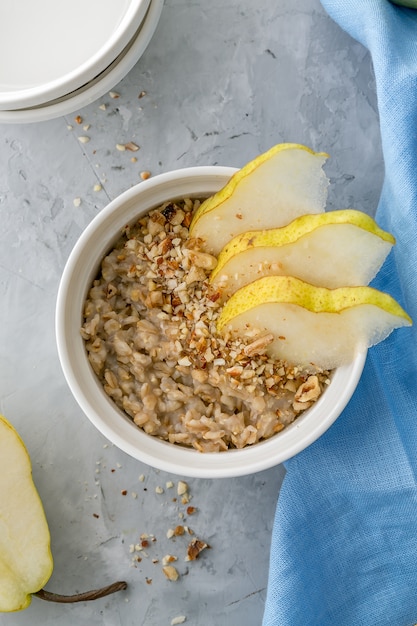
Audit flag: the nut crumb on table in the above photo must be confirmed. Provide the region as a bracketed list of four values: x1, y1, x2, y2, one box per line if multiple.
[81, 198, 330, 452]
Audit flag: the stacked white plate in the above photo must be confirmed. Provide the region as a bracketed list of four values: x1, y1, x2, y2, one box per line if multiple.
[0, 0, 163, 123]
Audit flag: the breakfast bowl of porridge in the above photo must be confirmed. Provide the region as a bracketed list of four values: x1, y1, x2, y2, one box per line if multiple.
[56, 145, 409, 477]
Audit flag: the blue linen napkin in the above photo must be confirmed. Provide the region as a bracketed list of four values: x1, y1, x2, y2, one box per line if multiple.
[262, 2, 417, 625]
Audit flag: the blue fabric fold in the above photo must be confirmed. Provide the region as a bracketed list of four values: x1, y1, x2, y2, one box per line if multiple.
[263, 2, 417, 625]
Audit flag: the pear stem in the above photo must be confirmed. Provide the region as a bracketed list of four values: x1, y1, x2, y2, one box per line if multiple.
[34, 581, 127, 603]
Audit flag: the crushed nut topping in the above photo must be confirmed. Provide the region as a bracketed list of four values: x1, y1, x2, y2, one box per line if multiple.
[294, 375, 321, 403]
[81, 199, 330, 452]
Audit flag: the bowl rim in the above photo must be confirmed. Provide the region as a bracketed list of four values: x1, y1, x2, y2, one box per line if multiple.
[0, 0, 151, 110]
[56, 165, 367, 478]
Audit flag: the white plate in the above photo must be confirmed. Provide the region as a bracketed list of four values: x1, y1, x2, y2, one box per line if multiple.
[0, 0, 150, 110]
[0, 0, 163, 124]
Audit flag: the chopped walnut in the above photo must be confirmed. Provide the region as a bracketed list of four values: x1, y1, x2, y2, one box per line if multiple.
[162, 554, 178, 566]
[183, 249, 217, 270]
[292, 400, 313, 412]
[294, 375, 321, 403]
[185, 538, 209, 561]
[125, 142, 140, 152]
[243, 333, 274, 357]
[163, 565, 180, 581]
[185, 265, 207, 285]
[177, 481, 188, 496]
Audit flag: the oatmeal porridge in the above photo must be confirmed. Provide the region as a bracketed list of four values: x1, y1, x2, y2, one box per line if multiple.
[81, 198, 331, 452]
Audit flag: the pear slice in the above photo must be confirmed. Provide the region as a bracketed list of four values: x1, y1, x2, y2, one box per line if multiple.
[210, 209, 395, 297]
[217, 276, 412, 371]
[0, 415, 53, 612]
[189, 143, 329, 255]
[0, 415, 128, 611]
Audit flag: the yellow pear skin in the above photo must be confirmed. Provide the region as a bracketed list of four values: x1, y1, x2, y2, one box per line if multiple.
[189, 143, 329, 255]
[0, 415, 53, 612]
[210, 209, 395, 296]
[217, 276, 412, 371]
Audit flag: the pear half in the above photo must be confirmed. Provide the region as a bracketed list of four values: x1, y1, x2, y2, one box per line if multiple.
[217, 276, 412, 371]
[189, 143, 329, 255]
[0, 415, 53, 612]
[210, 209, 395, 297]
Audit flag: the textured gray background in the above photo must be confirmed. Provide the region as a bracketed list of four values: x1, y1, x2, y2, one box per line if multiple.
[0, 1, 382, 624]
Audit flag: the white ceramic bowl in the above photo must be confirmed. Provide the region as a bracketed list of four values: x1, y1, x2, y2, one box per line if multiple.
[56, 167, 367, 478]
[0, 0, 151, 110]
[0, 0, 163, 124]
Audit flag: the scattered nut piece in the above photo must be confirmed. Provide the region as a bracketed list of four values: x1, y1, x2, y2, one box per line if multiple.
[93, 183, 102, 192]
[139, 474, 145, 482]
[75, 115, 82, 124]
[173, 525, 185, 536]
[185, 538, 209, 562]
[166, 481, 174, 489]
[83, 124, 91, 131]
[78, 136, 90, 144]
[162, 565, 179, 581]
[138, 90, 147, 98]
[140, 170, 151, 180]
[116, 143, 126, 151]
[155, 486, 164, 494]
[125, 142, 140, 152]
[171, 617, 186, 625]
[99, 103, 107, 111]
[73, 197, 81, 207]
[162, 554, 178, 566]
[109, 91, 120, 98]
[177, 481, 188, 496]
